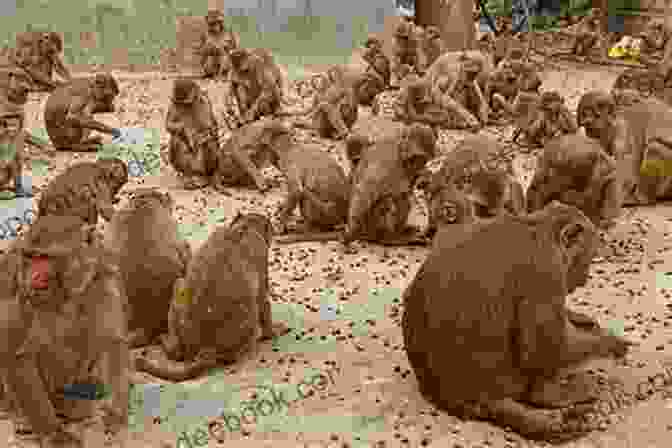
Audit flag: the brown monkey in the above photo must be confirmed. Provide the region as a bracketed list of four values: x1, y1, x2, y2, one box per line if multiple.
[343, 123, 437, 245]
[527, 133, 621, 227]
[0, 215, 129, 446]
[402, 202, 633, 442]
[420, 26, 443, 72]
[355, 36, 391, 107]
[423, 181, 475, 239]
[265, 120, 350, 233]
[37, 157, 128, 224]
[44, 73, 121, 151]
[612, 68, 666, 104]
[229, 48, 283, 124]
[422, 135, 524, 235]
[571, 13, 603, 60]
[304, 68, 359, 140]
[165, 78, 220, 190]
[485, 62, 520, 123]
[199, 9, 240, 79]
[518, 91, 578, 147]
[134, 213, 288, 381]
[211, 117, 287, 193]
[103, 188, 191, 349]
[391, 20, 420, 84]
[0, 68, 29, 197]
[578, 90, 672, 205]
[395, 73, 475, 130]
[638, 21, 669, 66]
[441, 54, 490, 127]
[10, 31, 71, 92]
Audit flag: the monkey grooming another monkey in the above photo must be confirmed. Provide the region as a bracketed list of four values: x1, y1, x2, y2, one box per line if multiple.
[103, 188, 191, 349]
[44, 73, 122, 151]
[402, 202, 633, 442]
[0, 67, 30, 197]
[37, 157, 128, 224]
[134, 213, 289, 381]
[0, 215, 129, 446]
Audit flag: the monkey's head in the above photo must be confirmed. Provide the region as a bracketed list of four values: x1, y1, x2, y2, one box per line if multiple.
[171, 79, 199, 105]
[467, 169, 507, 218]
[395, 21, 413, 40]
[533, 201, 598, 293]
[427, 185, 475, 238]
[577, 91, 615, 140]
[230, 49, 256, 74]
[97, 157, 128, 195]
[129, 188, 173, 212]
[91, 73, 119, 113]
[205, 9, 225, 34]
[0, 67, 31, 105]
[425, 26, 441, 40]
[365, 36, 383, 52]
[399, 123, 437, 177]
[39, 32, 63, 56]
[230, 212, 274, 245]
[16, 215, 106, 302]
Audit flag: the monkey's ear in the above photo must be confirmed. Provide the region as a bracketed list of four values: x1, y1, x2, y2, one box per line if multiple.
[558, 217, 588, 252]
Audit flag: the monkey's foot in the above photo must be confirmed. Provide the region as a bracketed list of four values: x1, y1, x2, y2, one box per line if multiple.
[182, 176, 209, 190]
[527, 372, 599, 409]
[260, 322, 291, 341]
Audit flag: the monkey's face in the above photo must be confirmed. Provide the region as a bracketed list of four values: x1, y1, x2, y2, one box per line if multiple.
[430, 190, 474, 227]
[4, 71, 30, 105]
[92, 77, 119, 113]
[101, 159, 129, 193]
[578, 102, 609, 140]
[207, 21, 224, 35]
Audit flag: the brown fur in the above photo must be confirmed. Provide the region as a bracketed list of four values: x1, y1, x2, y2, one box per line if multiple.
[343, 123, 436, 245]
[37, 158, 128, 224]
[515, 91, 578, 147]
[527, 133, 621, 227]
[44, 74, 120, 151]
[229, 48, 283, 124]
[9, 31, 71, 92]
[578, 91, 672, 205]
[134, 213, 288, 381]
[103, 188, 191, 349]
[0, 215, 129, 445]
[402, 202, 633, 442]
[0, 70, 29, 193]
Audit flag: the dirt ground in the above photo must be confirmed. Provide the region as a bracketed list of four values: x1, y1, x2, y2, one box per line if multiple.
[1, 57, 672, 448]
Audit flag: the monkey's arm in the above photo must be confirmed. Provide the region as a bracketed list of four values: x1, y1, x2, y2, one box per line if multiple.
[52, 54, 72, 82]
[277, 174, 303, 230]
[66, 97, 118, 135]
[15, 61, 58, 90]
[95, 185, 116, 222]
[246, 70, 279, 120]
[472, 80, 490, 122]
[231, 144, 267, 192]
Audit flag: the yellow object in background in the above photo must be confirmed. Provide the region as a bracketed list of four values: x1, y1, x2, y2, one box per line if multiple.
[609, 36, 641, 63]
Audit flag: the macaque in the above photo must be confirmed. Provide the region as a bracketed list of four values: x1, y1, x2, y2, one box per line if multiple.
[572, 13, 603, 59]
[421, 26, 443, 72]
[0, 67, 31, 197]
[37, 158, 128, 224]
[199, 9, 240, 79]
[355, 36, 391, 106]
[0, 215, 129, 446]
[520, 91, 578, 147]
[391, 20, 420, 84]
[229, 48, 283, 124]
[443, 54, 490, 126]
[403, 202, 633, 441]
[44, 73, 122, 151]
[134, 213, 289, 381]
[165, 78, 219, 190]
[10, 31, 71, 92]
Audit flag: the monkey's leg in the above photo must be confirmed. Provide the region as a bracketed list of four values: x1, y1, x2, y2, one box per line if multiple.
[300, 189, 347, 229]
[526, 371, 599, 409]
[134, 355, 219, 382]
[274, 230, 343, 244]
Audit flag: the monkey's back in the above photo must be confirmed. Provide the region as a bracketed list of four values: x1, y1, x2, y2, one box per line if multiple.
[292, 144, 349, 206]
[180, 225, 268, 357]
[402, 215, 565, 406]
[44, 79, 90, 131]
[106, 204, 187, 332]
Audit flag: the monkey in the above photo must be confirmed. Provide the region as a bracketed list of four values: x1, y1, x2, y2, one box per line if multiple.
[493, 36, 527, 69]
[229, 48, 283, 124]
[0, 68, 29, 197]
[37, 157, 128, 225]
[165, 78, 220, 190]
[421, 135, 525, 236]
[199, 9, 240, 79]
[612, 68, 666, 104]
[638, 21, 669, 67]
[344, 133, 373, 179]
[134, 213, 289, 381]
[354, 36, 391, 107]
[394, 73, 476, 130]
[303, 68, 359, 140]
[570, 13, 603, 60]
[211, 117, 288, 193]
[402, 201, 634, 442]
[484, 62, 520, 123]
[516, 91, 578, 147]
[0, 215, 129, 446]
[422, 181, 476, 239]
[261, 120, 350, 234]
[420, 26, 443, 73]
[440, 54, 491, 127]
[391, 20, 420, 84]
[578, 90, 672, 205]
[343, 123, 437, 245]
[44, 73, 122, 152]
[526, 133, 622, 227]
[103, 188, 191, 349]
[10, 31, 71, 92]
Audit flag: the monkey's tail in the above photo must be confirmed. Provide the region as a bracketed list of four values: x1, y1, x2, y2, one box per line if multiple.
[134, 356, 218, 382]
[274, 231, 343, 244]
